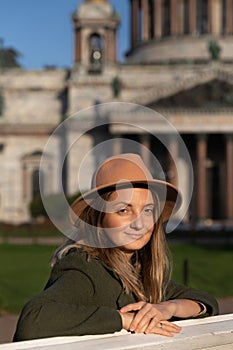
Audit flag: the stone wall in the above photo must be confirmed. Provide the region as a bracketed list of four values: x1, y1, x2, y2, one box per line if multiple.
[0, 69, 67, 223]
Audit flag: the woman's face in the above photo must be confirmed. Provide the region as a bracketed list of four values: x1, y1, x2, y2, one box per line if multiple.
[102, 188, 155, 255]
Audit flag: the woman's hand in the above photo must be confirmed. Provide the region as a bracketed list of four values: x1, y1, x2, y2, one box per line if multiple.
[119, 301, 181, 336]
[120, 299, 202, 335]
[118, 311, 135, 331]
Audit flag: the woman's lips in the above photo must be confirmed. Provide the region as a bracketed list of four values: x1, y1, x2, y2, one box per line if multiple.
[124, 232, 145, 240]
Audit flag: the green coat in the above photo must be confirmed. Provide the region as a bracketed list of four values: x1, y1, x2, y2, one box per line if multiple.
[13, 249, 219, 341]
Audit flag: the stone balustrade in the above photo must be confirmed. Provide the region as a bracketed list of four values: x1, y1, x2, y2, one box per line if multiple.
[1, 314, 232, 350]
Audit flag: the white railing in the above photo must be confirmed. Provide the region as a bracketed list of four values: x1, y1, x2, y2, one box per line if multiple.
[1, 314, 233, 350]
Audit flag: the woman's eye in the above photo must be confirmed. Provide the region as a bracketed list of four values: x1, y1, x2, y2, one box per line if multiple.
[117, 208, 128, 214]
[144, 207, 154, 215]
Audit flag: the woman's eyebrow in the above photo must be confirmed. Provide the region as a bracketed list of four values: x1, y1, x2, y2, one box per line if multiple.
[111, 201, 131, 207]
[110, 202, 154, 208]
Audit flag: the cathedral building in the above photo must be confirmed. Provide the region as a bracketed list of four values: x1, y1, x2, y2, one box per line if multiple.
[0, 0, 232, 229]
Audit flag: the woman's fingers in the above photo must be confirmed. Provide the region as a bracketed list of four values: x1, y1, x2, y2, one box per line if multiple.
[129, 303, 158, 332]
[120, 302, 182, 336]
[119, 311, 135, 330]
[145, 320, 181, 335]
[120, 301, 147, 313]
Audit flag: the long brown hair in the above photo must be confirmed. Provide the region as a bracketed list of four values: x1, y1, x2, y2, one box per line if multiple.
[51, 189, 172, 303]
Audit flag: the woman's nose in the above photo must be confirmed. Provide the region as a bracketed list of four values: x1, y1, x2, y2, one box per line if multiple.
[130, 213, 144, 230]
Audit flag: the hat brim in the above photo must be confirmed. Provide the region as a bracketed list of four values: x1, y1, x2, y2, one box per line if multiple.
[70, 179, 182, 224]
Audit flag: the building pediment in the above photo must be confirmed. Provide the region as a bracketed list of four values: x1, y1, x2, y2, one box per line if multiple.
[151, 79, 233, 109]
[130, 66, 233, 108]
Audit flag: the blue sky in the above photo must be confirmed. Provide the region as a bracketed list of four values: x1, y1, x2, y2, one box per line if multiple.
[0, 0, 130, 70]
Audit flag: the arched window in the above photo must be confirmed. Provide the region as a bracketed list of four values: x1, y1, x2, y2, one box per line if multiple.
[197, 0, 208, 34]
[89, 33, 104, 71]
[32, 169, 44, 198]
[162, 0, 171, 37]
[22, 150, 52, 203]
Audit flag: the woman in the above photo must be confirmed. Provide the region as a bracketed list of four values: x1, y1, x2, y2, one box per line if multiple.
[13, 153, 218, 341]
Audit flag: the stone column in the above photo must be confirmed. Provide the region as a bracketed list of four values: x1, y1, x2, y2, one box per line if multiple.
[189, 0, 197, 34]
[105, 29, 110, 62]
[171, 0, 178, 35]
[22, 164, 28, 200]
[140, 134, 151, 168]
[74, 29, 81, 62]
[208, 0, 213, 33]
[113, 29, 117, 62]
[131, 0, 139, 47]
[167, 135, 179, 187]
[106, 29, 115, 62]
[142, 0, 150, 41]
[225, 134, 233, 220]
[177, 0, 184, 34]
[226, 0, 233, 34]
[210, 0, 222, 35]
[154, 0, 162, 38]
[196, 134, 208, 221]
[113, 134, 122, 155]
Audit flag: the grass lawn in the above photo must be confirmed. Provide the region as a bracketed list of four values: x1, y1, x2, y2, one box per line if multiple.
[0, 244, 56, 314]
[0, 243, 232, 314]
[169, 244, 233, 298]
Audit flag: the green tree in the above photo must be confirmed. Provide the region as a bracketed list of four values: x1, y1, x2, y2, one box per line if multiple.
[0, 38, 22, 68]
[208, 40, 221, 61]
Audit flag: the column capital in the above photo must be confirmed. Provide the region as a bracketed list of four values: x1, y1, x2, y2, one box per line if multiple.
[141, 133, 150, 143]
[197, 133, 208, 141]
[225, 133, 233, 141]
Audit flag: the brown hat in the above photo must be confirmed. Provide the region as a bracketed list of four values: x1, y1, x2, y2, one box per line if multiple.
[70, 153, 182, 223]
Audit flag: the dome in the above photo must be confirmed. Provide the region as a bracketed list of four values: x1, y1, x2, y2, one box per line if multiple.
[126, 0, 233, 64]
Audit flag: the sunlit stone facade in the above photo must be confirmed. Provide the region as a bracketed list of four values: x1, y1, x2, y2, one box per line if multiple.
[0, 0, 232, 228]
